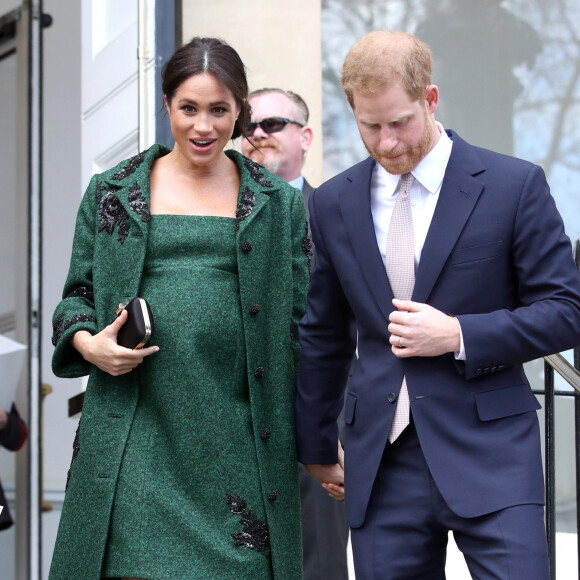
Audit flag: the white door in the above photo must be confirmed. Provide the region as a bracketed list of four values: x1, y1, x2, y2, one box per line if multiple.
[82, 0, 140, 180]
[0, 2, 43, 578]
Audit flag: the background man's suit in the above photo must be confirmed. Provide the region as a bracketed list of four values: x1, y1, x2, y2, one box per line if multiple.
[299, 177, 350, 580]
[296, 130, 580, 561]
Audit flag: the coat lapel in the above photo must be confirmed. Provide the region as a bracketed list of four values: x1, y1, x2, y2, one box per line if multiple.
[340, 158, 394, 322]
[230, 152, 274, 236]
[235, 187, 270, 236]
[100, 145, 170, 240]
[413, 133, 485, 303]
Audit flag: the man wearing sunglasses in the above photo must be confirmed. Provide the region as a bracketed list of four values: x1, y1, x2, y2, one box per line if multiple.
[242, 89, 350, 580]
[242, 89, 315, 215]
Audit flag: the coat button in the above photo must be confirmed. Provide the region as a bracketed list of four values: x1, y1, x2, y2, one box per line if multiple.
[268, 490, 278, 502]
[261, 428, 271, 440]
[388, 393, 397, 403]
[476, 368, 483, 376]
[250, 304, 261, 315]
[254, 366, 265, 378]
[242, 240, 253, 253]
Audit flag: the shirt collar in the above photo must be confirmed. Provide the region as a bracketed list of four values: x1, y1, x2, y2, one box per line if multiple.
[373, 122, 453, 197]
[288, 174, 304, 191]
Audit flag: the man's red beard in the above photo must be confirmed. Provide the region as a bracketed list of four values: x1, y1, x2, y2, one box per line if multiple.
[366, 108, 434, 175]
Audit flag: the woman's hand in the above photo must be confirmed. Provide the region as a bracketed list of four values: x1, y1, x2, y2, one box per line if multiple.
[322, 440, 346, 502]
[71, 309, 159, 376]
[0, 407, 7, 430]
[308, 440, 346, 503]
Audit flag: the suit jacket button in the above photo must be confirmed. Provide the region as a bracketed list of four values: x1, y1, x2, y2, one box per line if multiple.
[476, 368, 483, 376]
[242, 240, 253, 253]
[261, 428, 271, 440]
[498, 365, 505, 371]
[388, 393, 397, 403]
[491, 366, 498, 373]
[254, 366, 265, 378]
[250, 304, 261, 315]
[268, 490, 278, 502]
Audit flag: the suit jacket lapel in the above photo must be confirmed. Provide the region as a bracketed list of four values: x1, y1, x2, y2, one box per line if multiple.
[413, 133, 485, 303]
[340, 157, 394, 322]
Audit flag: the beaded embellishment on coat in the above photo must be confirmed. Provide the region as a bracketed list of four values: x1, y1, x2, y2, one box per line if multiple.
[302, 222, 313, 273]
[96, 181, 108, 203]
[98, 191, 130, 243]
[235, 187, 256, 231]
[51, 313, 97, 346]
[65, 421, 81, 490]
[66, 286, 94, 301]
[244, 157, 274, 188]
[111, 151, 146, 181]
[226, 493, 271, 557]
[128, 181, 150, 222]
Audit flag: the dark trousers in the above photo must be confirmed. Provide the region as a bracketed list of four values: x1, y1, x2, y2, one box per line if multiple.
[350, 421, 550, 580]
[299, 463, 349, 580]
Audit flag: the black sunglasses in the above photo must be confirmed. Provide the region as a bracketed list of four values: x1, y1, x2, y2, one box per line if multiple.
[245, 117, 304, 136]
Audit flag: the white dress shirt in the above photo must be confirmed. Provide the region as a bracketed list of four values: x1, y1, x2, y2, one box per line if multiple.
[370, 124, 466, 359]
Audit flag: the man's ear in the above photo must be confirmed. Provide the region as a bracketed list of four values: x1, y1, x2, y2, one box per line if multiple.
[300, 126, 314, 154]
[425, 85, 439, 114]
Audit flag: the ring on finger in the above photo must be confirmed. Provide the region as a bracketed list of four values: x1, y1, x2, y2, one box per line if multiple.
[397, 336, 402, 348]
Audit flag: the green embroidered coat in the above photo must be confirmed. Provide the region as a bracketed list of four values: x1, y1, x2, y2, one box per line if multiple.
[49, 145, 310, 579]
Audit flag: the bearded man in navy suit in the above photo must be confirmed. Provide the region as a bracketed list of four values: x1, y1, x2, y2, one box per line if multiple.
[296, 30, 580, 580]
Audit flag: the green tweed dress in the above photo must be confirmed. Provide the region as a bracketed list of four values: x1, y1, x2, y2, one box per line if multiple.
[103, 214, 272, 579]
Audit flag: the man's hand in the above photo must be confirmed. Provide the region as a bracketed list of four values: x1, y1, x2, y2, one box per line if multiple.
[388, 298, 460, 357]
[305, 440, 345, 502]
[71, 309, 159, 376]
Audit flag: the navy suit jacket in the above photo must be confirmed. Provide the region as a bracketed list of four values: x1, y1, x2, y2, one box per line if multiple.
[296, 130, 580, 528]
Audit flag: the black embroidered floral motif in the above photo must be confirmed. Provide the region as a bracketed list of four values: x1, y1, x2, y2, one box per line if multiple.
[66, 286, 94, 301]
[52, 313, 97, 346]
[235, 187, 256, 231]
[244, 157, 274, 188]
[226, 493, 271, 557]
[302, 222, 313, 273]
[65, 421, 81, 490]
[95, 181, 107, 203]
[98, 191, 130, 243]
[128, 181, 150, 222]
[111, 151, 146, 181]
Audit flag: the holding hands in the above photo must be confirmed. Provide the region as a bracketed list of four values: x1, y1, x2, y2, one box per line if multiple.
[71, 309, 159, 376]
[306, 440, 345, 502]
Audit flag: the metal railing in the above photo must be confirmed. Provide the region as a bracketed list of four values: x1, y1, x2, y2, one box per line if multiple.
[538, 353, 580, 580]
[534, 239, 580, 580]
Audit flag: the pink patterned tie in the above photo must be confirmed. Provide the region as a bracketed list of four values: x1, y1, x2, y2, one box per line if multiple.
[386, 173, 414, 443]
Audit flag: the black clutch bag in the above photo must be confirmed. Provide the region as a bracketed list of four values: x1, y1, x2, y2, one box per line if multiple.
[115, 297, 155, 349]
